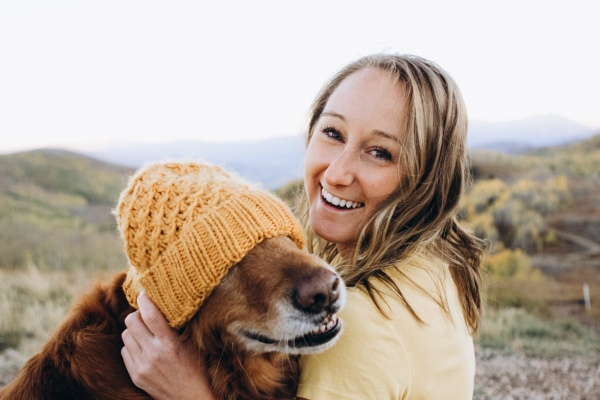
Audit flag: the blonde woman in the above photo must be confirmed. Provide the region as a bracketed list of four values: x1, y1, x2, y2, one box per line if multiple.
[122, 54, 487, 399]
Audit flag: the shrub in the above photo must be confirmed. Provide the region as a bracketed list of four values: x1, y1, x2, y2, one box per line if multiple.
[462, 175, 571, 252]
[466, 213, 501, 252]
[465, 179, 508, 216]
[478, 307, 600, 358]
[484, 249, 544, 281]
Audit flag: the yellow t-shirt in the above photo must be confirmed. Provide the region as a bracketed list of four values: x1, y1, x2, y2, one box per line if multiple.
[297, 254, 475, 400]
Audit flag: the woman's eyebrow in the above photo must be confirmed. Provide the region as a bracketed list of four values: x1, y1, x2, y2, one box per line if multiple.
[321, 111, 345, 121]
[321, 111, 400, 143]
[373, 129, 400, 143]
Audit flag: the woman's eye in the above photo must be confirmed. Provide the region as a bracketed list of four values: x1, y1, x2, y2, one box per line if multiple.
[322, 126, 343, 142]
[370, 147, 393, 161]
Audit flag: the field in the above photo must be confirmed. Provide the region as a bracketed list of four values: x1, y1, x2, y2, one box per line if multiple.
[472, 176, 600, 398]
[1, 144, 600, 398]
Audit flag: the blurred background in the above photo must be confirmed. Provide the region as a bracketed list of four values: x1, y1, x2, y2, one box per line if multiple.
[1, 1, 599, 398]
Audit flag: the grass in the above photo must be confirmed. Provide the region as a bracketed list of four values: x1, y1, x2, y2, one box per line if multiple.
[478, 307, 600, 359]
[1, 262, 599, 364]
[0, 264, 118, 355]
[480, 268, 600, 360]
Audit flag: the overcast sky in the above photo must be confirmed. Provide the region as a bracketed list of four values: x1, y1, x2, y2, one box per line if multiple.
[1, 0, 599, 153]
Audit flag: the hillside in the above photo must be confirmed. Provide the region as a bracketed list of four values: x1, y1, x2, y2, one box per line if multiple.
[0, 149, 133, 270]
[470, 132, 600, 181]
[1, 138, 600, 397]
[0, 149, 132, 206]
[1, 133, 599, 271]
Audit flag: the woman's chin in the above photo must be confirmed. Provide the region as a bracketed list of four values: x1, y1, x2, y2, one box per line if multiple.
[310, 219, 354, 247]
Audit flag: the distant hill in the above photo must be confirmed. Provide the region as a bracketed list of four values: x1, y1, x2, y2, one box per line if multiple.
[532, 131, 600, 156]
[82, 115, 598, 186]
[469, 132, 600, 181]
[0, 149, 132, 211]
[85, 135, 306, 190]
[468, 114, 596, 154]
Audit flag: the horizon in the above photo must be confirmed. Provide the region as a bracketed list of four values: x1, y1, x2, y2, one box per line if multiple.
[2, 112, 598, 157]
[1, 112, 598, 156]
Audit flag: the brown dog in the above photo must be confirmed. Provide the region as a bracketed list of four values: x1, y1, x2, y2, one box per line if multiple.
[0, 235, 346, 399]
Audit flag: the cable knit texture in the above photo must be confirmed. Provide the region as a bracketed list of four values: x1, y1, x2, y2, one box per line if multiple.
[116, 161, 304, 328]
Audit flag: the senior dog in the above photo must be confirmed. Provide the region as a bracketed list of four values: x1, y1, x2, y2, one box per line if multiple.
[0, 161, 345, 400]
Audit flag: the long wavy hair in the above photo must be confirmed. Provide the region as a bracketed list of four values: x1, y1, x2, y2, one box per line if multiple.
[295, 54, 487, 334]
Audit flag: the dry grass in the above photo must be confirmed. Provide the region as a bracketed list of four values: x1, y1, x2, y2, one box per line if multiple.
[0, 264, 118, 356]
[478, 307, 600, 359]
[2, 262, 598, 364]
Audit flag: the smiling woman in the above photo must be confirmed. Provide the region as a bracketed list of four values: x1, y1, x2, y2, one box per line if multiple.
[294, 54, 487, 399]
[119, 54, 487, 400]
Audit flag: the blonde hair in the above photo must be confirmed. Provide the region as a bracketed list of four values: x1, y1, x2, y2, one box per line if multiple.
[296, 54, 486, 334]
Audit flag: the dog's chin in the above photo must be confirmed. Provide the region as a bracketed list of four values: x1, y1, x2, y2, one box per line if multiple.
[234, 314, 344, 355]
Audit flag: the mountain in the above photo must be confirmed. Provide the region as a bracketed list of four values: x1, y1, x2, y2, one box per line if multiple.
[86, 135, 306, 190]
[81, 115, 597, 186]
[468, 114, 596, 153]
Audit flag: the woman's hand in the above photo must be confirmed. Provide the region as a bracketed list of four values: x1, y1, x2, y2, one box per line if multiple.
[121, 291, 215, 400]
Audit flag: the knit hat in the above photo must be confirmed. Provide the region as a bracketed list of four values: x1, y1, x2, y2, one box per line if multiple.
[116, 161, 304, 328]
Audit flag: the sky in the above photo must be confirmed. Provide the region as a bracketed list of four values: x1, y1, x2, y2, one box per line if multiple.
[1, 0, 599, 154]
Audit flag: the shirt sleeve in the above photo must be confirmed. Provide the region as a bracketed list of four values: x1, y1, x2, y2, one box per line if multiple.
[297, 287, 411, 400]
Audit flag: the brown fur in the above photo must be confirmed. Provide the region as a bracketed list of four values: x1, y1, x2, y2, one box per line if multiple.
[0, 236, 345, 400]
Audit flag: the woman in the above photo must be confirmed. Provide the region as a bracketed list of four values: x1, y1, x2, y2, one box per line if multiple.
[121, 53, 487, 399]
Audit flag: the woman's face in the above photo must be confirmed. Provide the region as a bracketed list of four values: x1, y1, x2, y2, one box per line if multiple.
[304, 67, 407, 254]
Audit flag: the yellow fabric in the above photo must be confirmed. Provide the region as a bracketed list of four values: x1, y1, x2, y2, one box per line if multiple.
[297, 253, 475, 400]
[116, 161, 304, 328]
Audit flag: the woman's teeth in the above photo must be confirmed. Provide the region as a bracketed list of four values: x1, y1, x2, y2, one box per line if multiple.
[321, 188, 364, 209]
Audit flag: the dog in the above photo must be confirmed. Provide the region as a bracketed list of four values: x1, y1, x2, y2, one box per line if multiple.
[1, 161, 346, 399]
[0, 235, 346, 399]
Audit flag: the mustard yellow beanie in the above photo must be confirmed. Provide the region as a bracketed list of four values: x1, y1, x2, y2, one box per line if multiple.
[116, 161, 304, 329]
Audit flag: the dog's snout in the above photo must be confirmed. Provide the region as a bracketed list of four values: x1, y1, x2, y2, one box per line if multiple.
[293, 268, 340, 314]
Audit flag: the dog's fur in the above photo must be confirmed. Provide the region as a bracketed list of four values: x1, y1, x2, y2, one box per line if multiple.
[0, 236, 346, 400]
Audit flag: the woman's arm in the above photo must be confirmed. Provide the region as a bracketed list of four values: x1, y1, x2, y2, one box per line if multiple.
[121, 292, 215, 400]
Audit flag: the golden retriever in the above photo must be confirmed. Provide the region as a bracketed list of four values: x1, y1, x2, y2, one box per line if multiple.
[0, 235, 346, 399]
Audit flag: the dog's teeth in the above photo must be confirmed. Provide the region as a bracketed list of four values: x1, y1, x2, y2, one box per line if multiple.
[313, 315, 337, 335]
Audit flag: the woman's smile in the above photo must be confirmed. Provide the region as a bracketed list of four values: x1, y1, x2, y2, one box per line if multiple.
[320, 187, 364, 210]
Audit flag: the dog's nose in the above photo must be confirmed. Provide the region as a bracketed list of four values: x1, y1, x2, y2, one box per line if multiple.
[293, 268, 340, 314]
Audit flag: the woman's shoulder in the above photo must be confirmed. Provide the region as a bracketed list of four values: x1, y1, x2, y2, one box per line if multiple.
[367, 252, 450, 306]
[355, 251, 473, 357]
[358, 253, 476, 398]
[386, 251, 449, 283]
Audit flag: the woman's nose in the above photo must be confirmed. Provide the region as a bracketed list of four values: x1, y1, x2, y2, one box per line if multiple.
[324, 148, 356, 186]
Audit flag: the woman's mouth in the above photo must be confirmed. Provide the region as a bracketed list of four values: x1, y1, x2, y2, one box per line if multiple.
[321, 187, 364, 209]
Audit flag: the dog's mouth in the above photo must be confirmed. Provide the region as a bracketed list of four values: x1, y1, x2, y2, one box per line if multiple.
[243, 314, 341, 349]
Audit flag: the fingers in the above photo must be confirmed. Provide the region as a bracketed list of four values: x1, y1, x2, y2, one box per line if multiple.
[121, 291, 178, 362]
[122, 292, 173, 390]
[121, 292, 161, 366]
[122, 310, 146, 385]
[121, 293, 215, 399]
[136, 291, 175, 340]
[122, 313, 142, 351]
[121, 329, 153, 392]
[121, 341, 135, 376]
